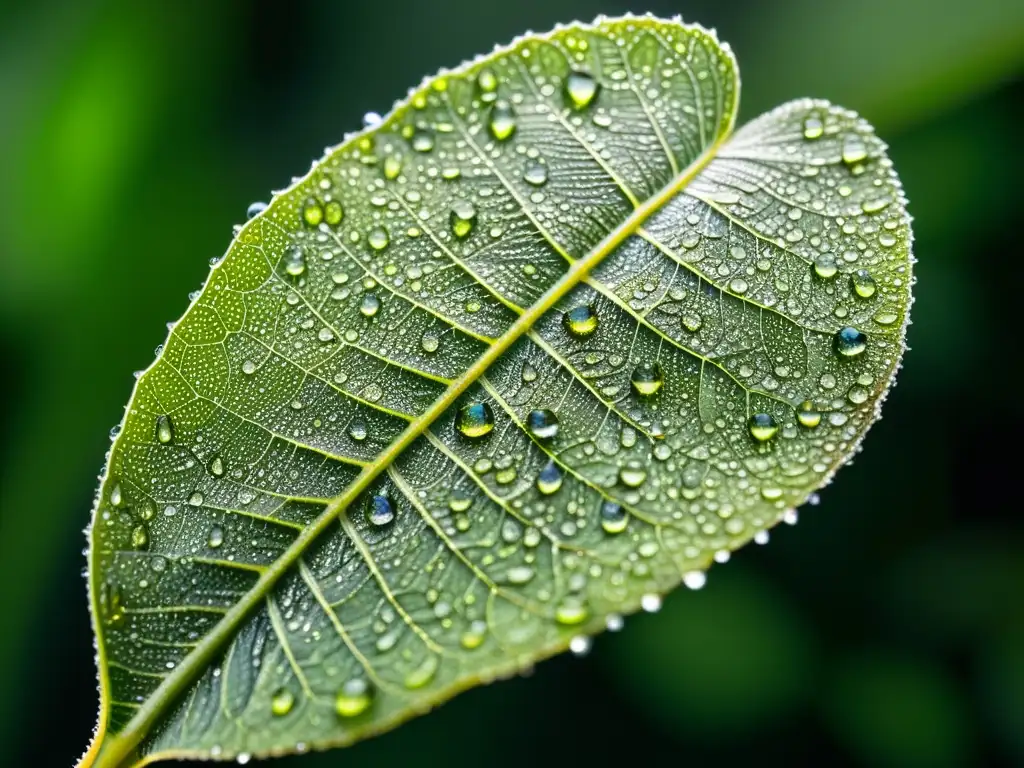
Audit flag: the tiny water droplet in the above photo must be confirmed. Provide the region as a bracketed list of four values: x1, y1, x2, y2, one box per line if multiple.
[563, 304, 598, 337]
[630, 362, 664, 396]
[156, 415, 174, 444]
[835, 326, 867, 357]
[565, 70, 599, 109]
[526, 409, 559, 440]
[748, 413, 779, 442]
[600, 501, 628, 534]
[457, 402, 494, 438]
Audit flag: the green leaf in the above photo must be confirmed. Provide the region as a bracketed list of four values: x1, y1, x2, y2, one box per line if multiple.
[82, 14, 912, 767]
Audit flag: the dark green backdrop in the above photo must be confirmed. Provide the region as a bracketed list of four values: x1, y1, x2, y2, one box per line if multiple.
[1, 1, 1021, 766]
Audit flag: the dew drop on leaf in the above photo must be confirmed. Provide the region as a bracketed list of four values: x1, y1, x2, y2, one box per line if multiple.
[526, 408, 559, 440]
[271, 688, 294, 717]
[564, 70, 599, 109]
[449, 200, 477, 238]
[748, 413, 779, 442]
[367, 226, 390, 251]
[367, 494, 394, 526]
[457, 402, 495, 438]
[600, 501, 628, 534]
[835, 326, 868, 357]
[488, 101, 516, 141]
[360, 294, 381, 317]
[563, 304, 598, 337]
[301, 198, 323, 227]
[155, 414, 174, 444]
[335, 679, 373, 718]
[850, 269, 877, 298]
[536, 461, 563, 495]
[797, 401, 822, 428]
[630, 362, 664, 396]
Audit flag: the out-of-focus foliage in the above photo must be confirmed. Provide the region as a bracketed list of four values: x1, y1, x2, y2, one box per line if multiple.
[0, 1, 1020, 766]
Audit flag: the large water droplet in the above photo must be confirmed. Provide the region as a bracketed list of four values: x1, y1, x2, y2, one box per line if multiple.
[835, 326, 867, 357]
[324, 200, 344, 226]
[457, 401, 495, 438]
[630, 362, 664, 396]
[131, 524, 149, 551]
[156, 414, 174, 444]
[207, 525, 225, 548]
[565, 70, 599, 109]
[802, 114, 824, 140]
[411, 130, 435, 152]
[748, 413, 779, 442]
[449, 488, 472, 512]
[842, 134, 868, 165]
[524, 162, 548, 186]
[284, 245, 306, 277]
[563, 304, 598, 337]
[489, 102, 517, 141]
[246, 202, 267, 219]
[271, 688, 294, 717]
[618, 462, 647, 488]
[404, 655, 439, 689]
[367, 494, 394, 526]
[420, 330, 440, 353]
[555, 601, 588, 626]
[600, 501, 628, 534]
[813, 253, 838, 279]
[526, 409, 559, 440]
[360, 294, 381, 317]
[797, 400, 822, 428]
[536, 461, 562, 495]
[477, 68, 498, 96]
[367, 226, 390, 251]
[335, 679, 373, 718]
[207, 455, 225, 477]
[850, 269, 877, 298]
[302, 198, 323, 227]
[449, 200, 477, 238]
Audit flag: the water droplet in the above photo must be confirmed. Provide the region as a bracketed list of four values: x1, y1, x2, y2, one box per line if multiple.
[842, 134, 868, 165]
[457, 401, 495, 438]
[242, 360, 257, 375]
[873, 310, 899, 326]
[383, 155, 402, 179]
[404, 655, 439, 689]
[565, 70, 599, 109]
[188, 491, 204, 507]
[109, 483, 123, 507]
[681, 313, 703, 332]
[507, 565, 535, 584]
[318, 326, 335, 343]
[335, 679, 373, 717]
[526, 409, 559, 440]
[347, 419, 367, 442]
[271, 688, 294, 716]
[569, 635, 592, 656]
[246, 202, 267, 219]
[729, 277, 749, 294]
[748, 413, 779, 442]
[683, 571, 707, 590]
[536, 461, 563, 495]
[461, 620, 488, 650]
[324, 200, 344, 226]
[131, 524, 149, 551]
[641, 594, 662, 613]
[367, 494, 394, 526]
[421, 331, 440, 353]
[477, 68, 498, 95]
[600, 501, 628, 534]
[302, 198, 323, 227]
[156, 414, 174, 444]
[488, 101, 516, 141]
[367, 226, 390, 251]
[850, 269, 876, 298]
[835, 326, 868, 357]
[284, 245, 306, 277]
[360, 294, 381, 317]
[411, 130, 434, 152]
[813, 253, 838, 279]
[555, 601, 588, 626]
[563, 304, 598, 337]
[797, 401, 821, 428]
[205, 455, 225, 477]
[524, 162, 548, 186]
[447, 489, 473, 514]
[449, 200, 477, 238]
[207, 525, 224, 548]
[618, 462, 647, 488]
[630, 362, 664, 396]
[802, 114, 824, 140]
[521, 362, 538, 382]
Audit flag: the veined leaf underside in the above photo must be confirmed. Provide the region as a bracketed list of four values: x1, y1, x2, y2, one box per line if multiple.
[83, 14, 912, 767]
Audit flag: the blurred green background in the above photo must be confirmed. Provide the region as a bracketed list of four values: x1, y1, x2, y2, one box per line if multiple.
[1, 1, 1021, 766]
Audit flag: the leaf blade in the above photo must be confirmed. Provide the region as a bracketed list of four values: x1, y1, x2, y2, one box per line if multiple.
[83, 15, 910, 767]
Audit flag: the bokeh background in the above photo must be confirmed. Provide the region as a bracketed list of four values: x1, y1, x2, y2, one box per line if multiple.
[1, 1, 1021, 766]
